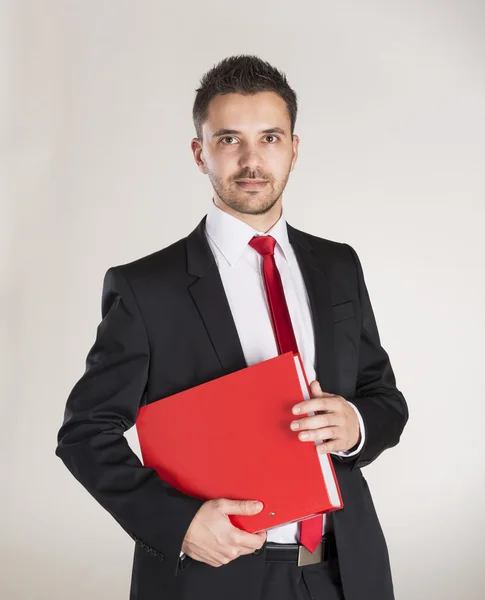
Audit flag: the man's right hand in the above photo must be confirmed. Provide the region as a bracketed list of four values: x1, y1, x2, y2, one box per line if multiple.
[181, 499, 267, 568]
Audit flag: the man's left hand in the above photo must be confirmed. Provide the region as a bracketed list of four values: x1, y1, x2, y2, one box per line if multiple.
[290, 380, 361, 454]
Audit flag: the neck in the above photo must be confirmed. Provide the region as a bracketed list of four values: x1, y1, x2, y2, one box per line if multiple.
[212, 197, 283, 233]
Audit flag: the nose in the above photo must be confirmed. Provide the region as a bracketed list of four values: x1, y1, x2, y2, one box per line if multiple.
[238, 143, 262, 173]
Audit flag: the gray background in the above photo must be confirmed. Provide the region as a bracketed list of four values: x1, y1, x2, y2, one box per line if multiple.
[1, 1, 484, 598]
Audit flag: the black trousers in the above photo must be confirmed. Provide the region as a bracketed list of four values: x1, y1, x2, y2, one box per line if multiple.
[260, 554, 345, 600]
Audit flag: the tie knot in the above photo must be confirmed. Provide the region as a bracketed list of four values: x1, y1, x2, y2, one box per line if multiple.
[249, 235, 276, 257]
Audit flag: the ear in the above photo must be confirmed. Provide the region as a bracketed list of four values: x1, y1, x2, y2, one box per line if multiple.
[290, 134, 299, 172]
[191, 138, 209, 175]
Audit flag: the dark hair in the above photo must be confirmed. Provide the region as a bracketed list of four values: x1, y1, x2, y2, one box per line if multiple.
[193, 54, 298, 143]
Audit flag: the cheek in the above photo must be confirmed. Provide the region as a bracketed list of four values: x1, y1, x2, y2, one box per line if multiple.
[206, 158, 232, 181]
[268, 152, 293, 176]
[211, 153, 238, 175]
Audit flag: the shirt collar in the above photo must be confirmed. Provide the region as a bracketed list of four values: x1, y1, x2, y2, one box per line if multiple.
[205, 199, 292, 267]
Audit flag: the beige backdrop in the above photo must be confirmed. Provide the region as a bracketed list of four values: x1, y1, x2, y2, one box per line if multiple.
[2, 1, 484, 598]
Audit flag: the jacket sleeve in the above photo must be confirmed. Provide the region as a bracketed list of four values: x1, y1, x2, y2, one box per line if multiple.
[55, 266, 204, 576]
[340, 244, 409, 471]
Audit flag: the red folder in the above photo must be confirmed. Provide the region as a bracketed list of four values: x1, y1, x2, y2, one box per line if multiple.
[135, 351, 343, 533]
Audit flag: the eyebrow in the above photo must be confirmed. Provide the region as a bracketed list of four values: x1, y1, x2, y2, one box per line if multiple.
[212, 127, 287, 138]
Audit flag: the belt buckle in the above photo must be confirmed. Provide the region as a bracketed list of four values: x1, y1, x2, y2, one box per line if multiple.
[297, 541, 323, 566]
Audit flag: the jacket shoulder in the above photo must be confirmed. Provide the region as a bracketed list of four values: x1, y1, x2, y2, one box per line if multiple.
[107, 236, 189, 283]
[288, 224, 357, 264]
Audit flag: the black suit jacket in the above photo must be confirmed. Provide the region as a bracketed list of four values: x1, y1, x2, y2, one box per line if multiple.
[55, 215, 408, 600]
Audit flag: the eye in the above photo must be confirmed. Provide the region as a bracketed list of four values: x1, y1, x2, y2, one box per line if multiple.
[220, 136, 237, 145]
[265, 135, 280, 143]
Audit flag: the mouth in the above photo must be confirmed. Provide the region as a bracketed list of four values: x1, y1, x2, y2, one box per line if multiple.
[235, 180, 268, 190]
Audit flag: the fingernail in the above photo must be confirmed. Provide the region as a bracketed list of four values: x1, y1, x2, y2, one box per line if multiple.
[253, 502, 263, 510]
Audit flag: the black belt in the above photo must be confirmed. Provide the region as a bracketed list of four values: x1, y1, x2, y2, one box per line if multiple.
[261, 533, 338, 566]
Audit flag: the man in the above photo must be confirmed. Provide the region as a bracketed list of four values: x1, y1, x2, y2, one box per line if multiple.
[55, 55, 408, 600]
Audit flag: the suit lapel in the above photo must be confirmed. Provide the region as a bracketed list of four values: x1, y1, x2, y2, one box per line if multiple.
[287, 224, 337, 394]
[186, 216, 247, 375]
[185, 215, 336, 393]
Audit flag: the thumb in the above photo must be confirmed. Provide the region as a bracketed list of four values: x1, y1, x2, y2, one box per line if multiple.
[310, 380, 323, 396]
[221, 499, 264, 516]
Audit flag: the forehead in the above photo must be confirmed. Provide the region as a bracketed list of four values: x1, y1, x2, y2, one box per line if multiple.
[203, 91, 290, 135]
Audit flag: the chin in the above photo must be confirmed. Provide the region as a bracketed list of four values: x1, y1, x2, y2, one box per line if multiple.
[234, 197, 276, 215]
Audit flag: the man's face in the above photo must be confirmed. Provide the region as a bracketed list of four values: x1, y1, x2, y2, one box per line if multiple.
[193, 91, 299, 216]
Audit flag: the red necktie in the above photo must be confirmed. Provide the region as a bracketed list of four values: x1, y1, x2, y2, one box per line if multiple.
[249, 235, 323, 553]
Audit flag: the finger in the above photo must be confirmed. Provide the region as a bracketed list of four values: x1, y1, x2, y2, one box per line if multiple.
[219, 499, 263, 515]
[292, 398, 326, 415]
[238, 544, 262, 556]
[309, 380, 337, 395]
[222, 547, 241, 562]
[238, 538, 266, 556]
[191, 550, 219, 567]
[297, 426, 340, 442]
[235, 529, 267, 551]
[309, 380, 323, 396]
[316, 439, 344, 454]
[292, 396, 340, 416]
[291, 413, 339, 432]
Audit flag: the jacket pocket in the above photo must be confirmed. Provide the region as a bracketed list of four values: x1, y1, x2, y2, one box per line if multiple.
[332, 300, 355, 323]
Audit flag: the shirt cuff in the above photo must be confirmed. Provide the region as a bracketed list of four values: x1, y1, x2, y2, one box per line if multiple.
[331, 401, 365, 457]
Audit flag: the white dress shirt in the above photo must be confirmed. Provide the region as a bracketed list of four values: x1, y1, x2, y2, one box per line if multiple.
[180, 200, 365, 557]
